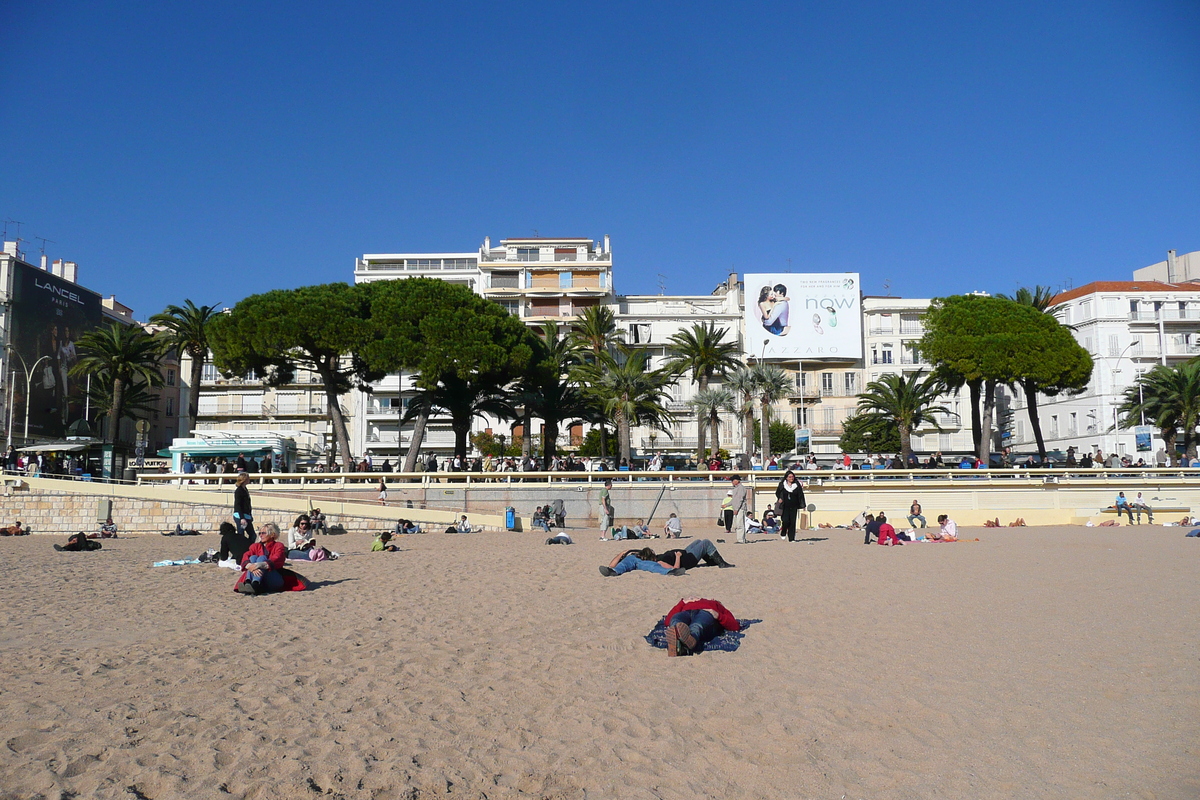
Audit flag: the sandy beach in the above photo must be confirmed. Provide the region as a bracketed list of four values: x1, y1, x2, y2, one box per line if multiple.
[1, 524, 1196, 799]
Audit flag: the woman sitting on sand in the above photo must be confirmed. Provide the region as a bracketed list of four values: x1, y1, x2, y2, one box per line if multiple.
[926, 514, 958, 541]
[663, 596, 741, 657]
[235, 523, 308, 594]
[599, 547, 687, 577]
[217, 520, 255, 563]
[287, 514, 317, 559]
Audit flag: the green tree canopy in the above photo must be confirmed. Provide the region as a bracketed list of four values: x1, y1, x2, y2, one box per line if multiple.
[919, 294, 1071, 463]
[837, 412, 902, 455]
[665, 322, 741, 461]
[150, 300, 220, 438]
[853, 370, 950, 465]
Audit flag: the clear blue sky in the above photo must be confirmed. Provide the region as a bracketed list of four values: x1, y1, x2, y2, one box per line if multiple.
[2, 1, 1197, 319]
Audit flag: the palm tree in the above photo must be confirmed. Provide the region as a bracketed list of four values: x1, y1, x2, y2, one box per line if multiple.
[569, 306, 625, 462]
[750, 363, 793, 460]
[855, 370, 951, 465]
[521, 323, 589, 462]
[581, 347, 675, 464]
[689, 387, 736, 459]
[71, 324, 166, 444]
[664, 322, 741, 462]
[725, 366, 759, 465]
[403, 374, 515, 461]
[150, 300, 219, 438]
[1117, 360, 1200, 463]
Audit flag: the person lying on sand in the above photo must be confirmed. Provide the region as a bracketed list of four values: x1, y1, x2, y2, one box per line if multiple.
[54, 532, 101, 551]
[1, 520, 27, 536]
[663, 596, 740, 657]
[656, 539, 735, 570]
[599, 548, 687, 577]
[545, 532, 573, 545]
[372, 531, 399, 552]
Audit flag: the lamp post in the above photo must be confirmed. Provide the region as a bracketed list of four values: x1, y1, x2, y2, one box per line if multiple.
[863, 430, 873, 462]
[6, 348, 51, 447]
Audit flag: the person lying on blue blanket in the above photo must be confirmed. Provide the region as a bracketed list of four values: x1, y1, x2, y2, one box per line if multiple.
[663, 597, 740, 657]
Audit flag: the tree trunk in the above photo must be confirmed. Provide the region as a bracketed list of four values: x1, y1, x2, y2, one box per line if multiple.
[599, 420, 608, 462]
[760, 398, 772, 460]
[695, 373, 708, 463]
[1022, 379, 1047, 460]
[318, 361, 353, 471]
[617, 409, 632, 465]
[1161, 427, 1177, 466]
[402, 410, 429, 472]
[107, 377, 125, 445]
[709, 410, 721, 459]
[542, 418, 559, 463]
[899, 423, 912, 466]
[521, 409, 532, 458]
[978, 379, 996, 463]
[187, 352, 204, 439]
[969, 380, 983, 454]
[453, 418, 471, 460]
[743, 404, 754, 465]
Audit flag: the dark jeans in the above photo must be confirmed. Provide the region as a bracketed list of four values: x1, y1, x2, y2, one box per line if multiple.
[779, 506, 799, 541]
[685, 539, 718, 563]
[668, 609, 721, 649]
[723, 509, 734, 532]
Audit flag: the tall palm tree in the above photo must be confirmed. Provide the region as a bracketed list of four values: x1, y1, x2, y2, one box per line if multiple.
[1117, 360, 1200, 463]
[726, 366, 759, 464]
[569, 306, 625, 461]
[750, 363, 793, 460]
[521, 323, 589, 462]
[70, 323, 166, 444]
[855, 370, 951, 465]
[580, 347, 675, 464]
[689, 387, 736, 459]
[664, 322, 741, 462]
[150, 300, 220, 438]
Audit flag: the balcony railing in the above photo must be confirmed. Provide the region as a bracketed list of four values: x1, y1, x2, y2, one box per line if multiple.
[1130, 309, 1200, 322]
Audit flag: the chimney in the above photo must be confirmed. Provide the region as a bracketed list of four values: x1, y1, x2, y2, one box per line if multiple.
[484, 236, 491, 251]
[62, 261, 78, 282]
[1167, 249, 1178, 283]
[51, 259, 63, 277]
[41, 254, 49, 270]
[2, 242, 16, 257]
[729, 270, 738, 289]
[603, 234, 610, 255]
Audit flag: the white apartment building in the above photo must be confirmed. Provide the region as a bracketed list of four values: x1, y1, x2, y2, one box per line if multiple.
[616, 274, 744, 455]
[350, 236, 615, 462]
[1024, 273, 1200, 459]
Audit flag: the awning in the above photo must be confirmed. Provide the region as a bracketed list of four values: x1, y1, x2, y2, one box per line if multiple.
[18, 442, 89, 453]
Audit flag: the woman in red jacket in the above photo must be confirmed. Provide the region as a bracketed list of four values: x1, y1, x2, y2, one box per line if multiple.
[237, 522, 288, 594]
[663, 596, 740, 657]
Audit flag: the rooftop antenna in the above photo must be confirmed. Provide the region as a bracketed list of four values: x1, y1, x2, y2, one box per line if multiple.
[3, 219, 22, 240]
[657, 273, 668, 295]
[34, 236, 54, 256]
[882, 278, 892, 296]
[532, 229, 539, 237]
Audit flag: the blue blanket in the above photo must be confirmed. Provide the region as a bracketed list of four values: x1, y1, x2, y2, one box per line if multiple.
[645, 619, 760, 654]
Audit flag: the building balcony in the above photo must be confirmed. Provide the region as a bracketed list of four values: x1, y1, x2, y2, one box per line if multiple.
[481, 252, 611, 264]
[1129, 309, 1200, 323]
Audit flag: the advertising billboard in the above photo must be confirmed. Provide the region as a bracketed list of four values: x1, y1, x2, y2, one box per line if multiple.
[743, 273, 862, 360]
[9, 262, 103, 439]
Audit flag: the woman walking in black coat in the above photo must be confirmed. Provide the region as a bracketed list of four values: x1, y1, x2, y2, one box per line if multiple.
[774, 469, 806, 542]
[232, 471, 254, 536]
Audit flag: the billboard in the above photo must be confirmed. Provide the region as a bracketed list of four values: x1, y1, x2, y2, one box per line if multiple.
[9, 262, 103, 439]
[744, 273, 862, 360]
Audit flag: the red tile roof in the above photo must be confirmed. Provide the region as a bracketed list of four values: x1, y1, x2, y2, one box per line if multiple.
[1052, 281, 1200, 304]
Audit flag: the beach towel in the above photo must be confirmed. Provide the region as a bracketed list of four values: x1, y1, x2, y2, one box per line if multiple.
[152, 558, 202, 567]
[644, 619, 759, 654]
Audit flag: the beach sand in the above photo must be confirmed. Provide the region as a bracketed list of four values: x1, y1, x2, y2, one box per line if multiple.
[0, 525, 1196, 799]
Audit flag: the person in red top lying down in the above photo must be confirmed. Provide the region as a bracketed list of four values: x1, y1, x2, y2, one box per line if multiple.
[662, 597, 740, 657]
[234, 522, 308, 594]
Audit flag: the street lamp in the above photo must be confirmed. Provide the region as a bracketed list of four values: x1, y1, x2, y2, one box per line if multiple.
[6, 347, 52, 447]
[1112, 340, 1145, 426]
[863, 430, 873, 461]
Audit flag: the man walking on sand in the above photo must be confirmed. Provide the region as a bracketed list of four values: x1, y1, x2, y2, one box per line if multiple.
[599, 479, 615, 539]
[730, 475, 750, 544]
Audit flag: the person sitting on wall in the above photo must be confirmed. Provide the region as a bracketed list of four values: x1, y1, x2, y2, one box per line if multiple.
[598, 547, 687, 577]
[1113, 492, 1135, 524]
[531, 506, 551, 532]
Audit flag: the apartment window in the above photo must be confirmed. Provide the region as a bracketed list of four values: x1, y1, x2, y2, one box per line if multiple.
[1068, 412, 1077, 436]
[823, 406, 837, 427]
[1107, 334, 1120, 356]
[844, 373, 857, 394]
[559, 271, 573, 289]
[554, 248, 577, 262]
[497, 299, 520, 316]
[166, 369, 175, 386]
[796, 407, 809, 426]
[1084, 336, 1093, 353]
[879, 346, 893, 365]
[201, 363, 220, 382]
[516, 247, 540, 262]
[939, 433, 952, 451]
[1080, 300, 1092, 319]
[1050, 415, 1059, 437]
[1131, 335, 1143, 356]
[490, 271, 520, 289]
[165, 398, 174, 417]
[821, 372, 834, 394]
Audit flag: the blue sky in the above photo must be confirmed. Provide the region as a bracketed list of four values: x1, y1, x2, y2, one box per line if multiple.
[2, 1, 1197, 319]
